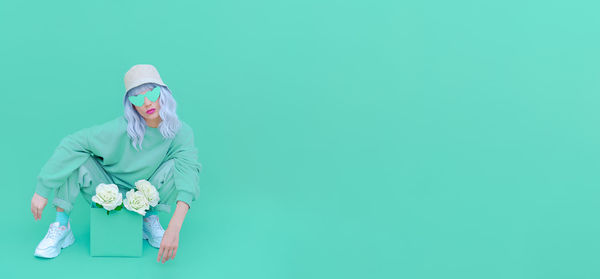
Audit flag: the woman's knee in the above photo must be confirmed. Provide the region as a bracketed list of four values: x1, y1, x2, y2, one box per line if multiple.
[149, 159, 175, 187]
[77, 156, 113, 191]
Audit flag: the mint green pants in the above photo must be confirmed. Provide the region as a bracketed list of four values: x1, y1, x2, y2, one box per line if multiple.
[52, 155, 176, 214]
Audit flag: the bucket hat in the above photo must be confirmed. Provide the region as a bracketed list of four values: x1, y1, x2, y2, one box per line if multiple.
[124, 64, 167, 92]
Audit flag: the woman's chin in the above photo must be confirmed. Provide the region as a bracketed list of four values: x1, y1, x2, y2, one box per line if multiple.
[144, 113, 160, 120]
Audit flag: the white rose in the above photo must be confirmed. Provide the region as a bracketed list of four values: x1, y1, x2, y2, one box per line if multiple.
[91, 183, 123, 211]
[134, 179, 160, 207]
[123, 189, 150, 216]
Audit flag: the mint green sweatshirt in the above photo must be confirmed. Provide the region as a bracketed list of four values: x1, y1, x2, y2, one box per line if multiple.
[34, 116, 202, 208]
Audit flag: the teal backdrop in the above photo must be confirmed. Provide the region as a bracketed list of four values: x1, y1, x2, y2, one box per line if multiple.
[1, 1, 599, 278]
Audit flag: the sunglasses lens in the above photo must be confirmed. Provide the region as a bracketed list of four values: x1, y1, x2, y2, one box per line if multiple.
[129, 87, 160, 106]
[129, 96, 142, 106]
[148, 87, 160, 102]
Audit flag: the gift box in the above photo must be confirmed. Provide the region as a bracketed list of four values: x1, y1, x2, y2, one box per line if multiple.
[90, 203, 143, 257]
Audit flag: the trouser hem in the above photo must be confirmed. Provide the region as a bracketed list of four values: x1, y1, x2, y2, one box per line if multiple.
[153, 203, 171, 214]
[52, 198, 73, 214]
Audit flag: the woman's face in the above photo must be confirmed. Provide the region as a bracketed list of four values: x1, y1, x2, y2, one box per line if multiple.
[133, 88, 162, 125]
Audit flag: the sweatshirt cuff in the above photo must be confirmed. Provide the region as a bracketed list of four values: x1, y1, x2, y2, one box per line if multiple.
[35, 181, 53, 199]
[176, 191, 194, 209]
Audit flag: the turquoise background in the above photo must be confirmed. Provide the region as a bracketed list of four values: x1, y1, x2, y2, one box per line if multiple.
[1, 0, 599, 278]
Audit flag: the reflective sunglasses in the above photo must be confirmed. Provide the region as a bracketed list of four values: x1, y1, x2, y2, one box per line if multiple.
[129, 86, 161, 107]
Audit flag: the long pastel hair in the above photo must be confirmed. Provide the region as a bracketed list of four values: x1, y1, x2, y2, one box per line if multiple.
[123, 82, 181, 151]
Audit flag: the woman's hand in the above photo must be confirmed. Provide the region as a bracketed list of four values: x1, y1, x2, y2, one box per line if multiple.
[157, 201, 189, 263]
[31, 192, 48, 220]
[157, 225, 180, 263]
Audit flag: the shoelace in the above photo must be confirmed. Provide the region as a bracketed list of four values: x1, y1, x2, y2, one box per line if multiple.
[46, 224, 64, 241]
[144, 217, 164, 231]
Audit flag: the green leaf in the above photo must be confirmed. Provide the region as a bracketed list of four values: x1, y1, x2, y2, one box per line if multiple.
[106, 210, 109, 215]
[95, 202, 102, 208]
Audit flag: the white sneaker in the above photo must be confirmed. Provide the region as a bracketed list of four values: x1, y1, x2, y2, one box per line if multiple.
[143, 215, 165, 248]
[34, 221, 75, 258]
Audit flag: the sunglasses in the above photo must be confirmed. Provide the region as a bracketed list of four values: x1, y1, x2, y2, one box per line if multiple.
[129, 86, 161, 107]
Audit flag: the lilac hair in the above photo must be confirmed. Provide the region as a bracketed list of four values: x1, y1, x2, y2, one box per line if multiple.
[123, 82, 181, 151]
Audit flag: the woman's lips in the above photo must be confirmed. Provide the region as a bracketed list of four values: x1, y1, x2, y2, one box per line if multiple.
[146, 108, 156, 114]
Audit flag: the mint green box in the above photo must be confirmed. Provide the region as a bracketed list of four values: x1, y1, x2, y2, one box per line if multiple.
[90, 204, 143, 257]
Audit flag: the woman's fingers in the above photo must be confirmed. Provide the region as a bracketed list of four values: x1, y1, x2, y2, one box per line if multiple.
[158, 241, 178, 263]
[162, 247, 170, 263]
[158, 247, 176, 263]
[31, 199, 36, 220]
[31, 194, 46, 220]
[157, 246, 164, 262]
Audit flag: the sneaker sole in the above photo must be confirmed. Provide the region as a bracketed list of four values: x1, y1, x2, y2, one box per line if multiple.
[142, 231, 161, 248]
[34, 231, 75, 258]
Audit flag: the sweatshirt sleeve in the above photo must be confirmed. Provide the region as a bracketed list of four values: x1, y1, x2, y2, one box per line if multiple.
[169, 123, 202, 208]
[35, 126, 95, 199]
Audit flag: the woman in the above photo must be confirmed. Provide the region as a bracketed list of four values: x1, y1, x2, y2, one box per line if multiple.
[30, 64, 202, 263]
